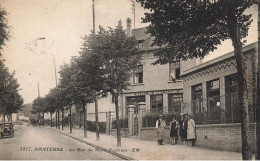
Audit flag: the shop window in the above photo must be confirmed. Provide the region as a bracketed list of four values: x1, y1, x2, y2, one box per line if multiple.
[169, 60, 181, 81]
[150, 95, 163, 114]
[192, 84, 204, 124]
[126, 96, 145, 114]
[225, 74, 241, 123]
[207, 79, 222, 124]
[133, 65, 143, 84]
[168, 94, 183, 114]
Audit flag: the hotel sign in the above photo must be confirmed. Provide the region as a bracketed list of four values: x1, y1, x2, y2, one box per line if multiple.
[133, 89, 183, 96]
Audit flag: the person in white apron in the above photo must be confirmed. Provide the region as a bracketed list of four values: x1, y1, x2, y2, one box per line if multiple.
[156, 115, 166, 145]
[187, 114, 196, 147]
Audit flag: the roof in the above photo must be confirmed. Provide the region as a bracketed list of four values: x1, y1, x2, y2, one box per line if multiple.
[132, 27, 150, 40]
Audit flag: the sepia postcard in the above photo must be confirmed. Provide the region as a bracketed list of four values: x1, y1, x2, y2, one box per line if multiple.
[0, 0, 259, 160]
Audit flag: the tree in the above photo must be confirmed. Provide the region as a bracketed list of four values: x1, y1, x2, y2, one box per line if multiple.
[63, 58, 94, 137]
[136, 0, 256, 159]
[59, 63, 80, 133]
[256, 1, 260, 159]
[80, 21, 140, 146]
[44, 89, 59, 128]
[0, 5, 10, 56]
[0, 59, 23, 122]
[32, 97, 46, 126]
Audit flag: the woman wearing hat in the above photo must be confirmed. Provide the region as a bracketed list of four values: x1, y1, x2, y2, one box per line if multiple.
[156, 115, 166, 145]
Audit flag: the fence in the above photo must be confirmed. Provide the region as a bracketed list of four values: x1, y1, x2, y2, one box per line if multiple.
[138, 93, 255, 127]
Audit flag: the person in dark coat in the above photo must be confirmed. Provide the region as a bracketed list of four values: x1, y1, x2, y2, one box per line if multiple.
[183, 114, 188, 141]
[170, 116, 179, 145]
[179, 113, 185, 141]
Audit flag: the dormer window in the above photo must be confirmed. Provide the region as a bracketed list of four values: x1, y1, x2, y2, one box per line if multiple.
[137, 40, 144, 48]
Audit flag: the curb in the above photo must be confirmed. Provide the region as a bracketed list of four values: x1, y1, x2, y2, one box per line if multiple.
[49, 128, 135, 160]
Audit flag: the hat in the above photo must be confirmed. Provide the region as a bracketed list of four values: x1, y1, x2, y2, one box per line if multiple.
[159, 115, 163, 117]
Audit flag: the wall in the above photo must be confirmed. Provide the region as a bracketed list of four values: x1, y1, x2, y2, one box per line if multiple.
[125, 55, 183, 93]
[110, 128, 129, 138]
[140, 124, 256, 152]
[121, 54, 183, 116]
[195, 123, 255, 152]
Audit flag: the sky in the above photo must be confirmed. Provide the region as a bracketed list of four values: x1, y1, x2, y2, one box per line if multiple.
[0, 0, 147, 104]
[0, 0, 258, 104]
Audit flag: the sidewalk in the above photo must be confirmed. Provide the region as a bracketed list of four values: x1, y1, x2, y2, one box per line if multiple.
[48, 126, 243, 160]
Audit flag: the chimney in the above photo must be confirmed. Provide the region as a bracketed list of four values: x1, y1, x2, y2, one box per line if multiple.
[126, 18, 132, 36]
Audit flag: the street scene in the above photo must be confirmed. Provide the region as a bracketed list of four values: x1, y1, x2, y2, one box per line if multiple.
[0, 124, 120, 160]
[0, 0, 260, 160]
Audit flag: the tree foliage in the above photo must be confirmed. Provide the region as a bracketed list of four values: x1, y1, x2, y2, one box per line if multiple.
[78, 21, 140, 145]
[79, 21, 140, 95]
[0, 59, 23, 117]
[0, 5, 10, 56]
[137, 0, 255, 64]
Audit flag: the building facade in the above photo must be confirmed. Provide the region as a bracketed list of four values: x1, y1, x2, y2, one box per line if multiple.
[182, 42, 257, 125]
[120, 27, 185, 119]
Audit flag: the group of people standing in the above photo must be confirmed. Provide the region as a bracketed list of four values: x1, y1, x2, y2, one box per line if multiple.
[156, 113, 196, 147]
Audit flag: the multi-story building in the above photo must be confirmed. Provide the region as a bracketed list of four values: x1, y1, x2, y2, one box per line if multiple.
[120, 20, 184, 119]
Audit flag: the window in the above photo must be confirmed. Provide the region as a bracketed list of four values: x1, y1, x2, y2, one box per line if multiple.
[168, 94, 183, 114]
[169, 60, 181, 81]
[133, 65, 143, 84]
[207, 79, 221, 124]
[225, 74, 241, 123]
[126, 96, 145, 114]
[137, 40, 144, 48]
[192, 84, 204, 124]
[150, 95, 163, 114]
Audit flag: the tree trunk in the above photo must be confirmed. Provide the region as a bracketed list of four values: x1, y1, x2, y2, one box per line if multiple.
[83, 102, 87, 137]
[42, 113, 44, 126]
[231, 26, 252, 160]
[2, 113, 5, 122]
[69, 106, 72, 133]
[50, 112, 52, 128]
[55, 111, 57, 129]
[38, 112, 40, 126]
[58, 110, 60, 130]
[114, 94, 121, 146]
[256, 3, 260, 159]
[95, 93, 100, 140]
[8, 113, 12, 122]
[62, 109, 64, 130]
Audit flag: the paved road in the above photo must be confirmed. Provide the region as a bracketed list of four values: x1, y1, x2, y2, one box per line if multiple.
[0, 124, 120, 160]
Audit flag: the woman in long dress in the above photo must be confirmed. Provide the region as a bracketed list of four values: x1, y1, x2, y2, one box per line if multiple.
[170, 116, 179, 145]
[156, 115, 166, 145]
[187, 114, 196, 147]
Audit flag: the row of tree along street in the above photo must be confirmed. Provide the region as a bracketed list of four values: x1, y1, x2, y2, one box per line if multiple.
[32, 22, 141, 146]
[0, 7, 23, 122]
[32, 0, 259, 160]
